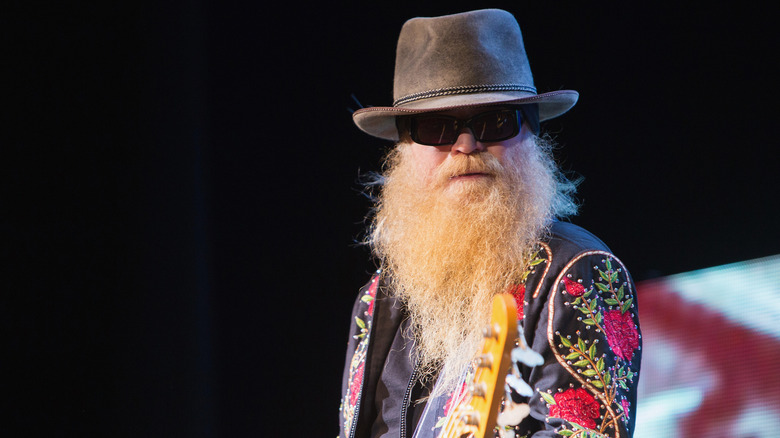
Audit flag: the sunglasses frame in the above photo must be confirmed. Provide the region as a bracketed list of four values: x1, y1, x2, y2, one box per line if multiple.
[400, 107, 523, 146]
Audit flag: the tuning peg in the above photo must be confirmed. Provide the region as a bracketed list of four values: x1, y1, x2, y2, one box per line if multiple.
[460, 411, 480, 426]
[468, 382, 487, 398]
[482, 322, 501, 339]
[475, 353, 493, 368]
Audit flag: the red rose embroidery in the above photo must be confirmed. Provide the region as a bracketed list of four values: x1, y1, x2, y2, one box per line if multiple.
[563, 277, 585, 297]
[366, 278, 378, 316]
[602, 309, 639, 361]
[621, 398, 631, 420]
[507, 284, 525, 320]
[549, 388, 600, 429]
[349, 362, 364, 406]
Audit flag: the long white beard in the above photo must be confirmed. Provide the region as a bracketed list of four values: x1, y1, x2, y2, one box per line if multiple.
[367, 135, 570, 395]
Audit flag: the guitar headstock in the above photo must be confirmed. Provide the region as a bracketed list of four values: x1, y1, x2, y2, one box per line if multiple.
[439, 293, 518, 438]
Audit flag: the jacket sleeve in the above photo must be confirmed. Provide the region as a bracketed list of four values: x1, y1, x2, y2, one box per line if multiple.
[512, 250, 641, 438]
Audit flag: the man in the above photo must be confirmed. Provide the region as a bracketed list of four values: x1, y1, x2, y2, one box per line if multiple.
[340, 9, 641, 438]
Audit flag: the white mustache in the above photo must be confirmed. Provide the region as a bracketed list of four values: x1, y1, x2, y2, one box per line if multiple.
[434, 153, 504, 184]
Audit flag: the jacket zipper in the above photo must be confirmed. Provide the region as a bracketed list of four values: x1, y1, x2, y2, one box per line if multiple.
[400, 363, 420, 438]
[348, 385, 364, 438]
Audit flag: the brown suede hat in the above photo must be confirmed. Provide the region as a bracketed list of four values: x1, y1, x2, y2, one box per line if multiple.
[352, 9, 579, 141]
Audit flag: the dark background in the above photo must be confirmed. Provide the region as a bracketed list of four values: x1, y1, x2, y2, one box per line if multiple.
[4, 2, 777, 436]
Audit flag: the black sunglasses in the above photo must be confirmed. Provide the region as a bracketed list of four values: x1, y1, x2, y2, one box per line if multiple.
[401, 108, 522, 146]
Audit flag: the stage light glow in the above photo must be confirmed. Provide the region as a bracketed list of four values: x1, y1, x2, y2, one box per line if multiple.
[634, 254, 780, 437]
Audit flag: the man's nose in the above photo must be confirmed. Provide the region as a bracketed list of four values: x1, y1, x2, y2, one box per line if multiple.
[451, 128, 485, 155]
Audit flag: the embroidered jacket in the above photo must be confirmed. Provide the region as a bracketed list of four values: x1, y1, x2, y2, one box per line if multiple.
[339, 221, 641, 438]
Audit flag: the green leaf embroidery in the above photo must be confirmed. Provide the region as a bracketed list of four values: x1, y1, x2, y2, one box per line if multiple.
[559, 335, 572, 347]
[582, 369, 598, 377]
[621, 297, 634, 314]
[604, 298, 620, 306]
[573, 359, 590, 367]
[566, 352, 582, 360]
[355, 316, 366, 330]
[540, 392, 556, 405]
[595, 282, 610, 293]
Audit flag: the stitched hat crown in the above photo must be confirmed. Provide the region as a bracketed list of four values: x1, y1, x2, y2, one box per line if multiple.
[393, 9, 536, 107]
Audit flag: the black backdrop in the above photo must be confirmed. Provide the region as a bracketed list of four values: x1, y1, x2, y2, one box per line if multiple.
[4, 2, 778, 437]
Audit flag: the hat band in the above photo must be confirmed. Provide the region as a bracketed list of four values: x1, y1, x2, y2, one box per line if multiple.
[393, 83, 537, 107]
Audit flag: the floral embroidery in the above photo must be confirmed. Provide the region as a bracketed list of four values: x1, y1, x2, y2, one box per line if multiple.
[620, 399, 630, 421]
[341, 274, 380, 435]
[355, 278, 378, 336]
[506, 250, 548, 321]
[549, 254, 640, 437]
[563, 277, 586, 297]
[349, 362, 365, 406]
[602, 310, 639, 361]
[547, 388, 600, 429]
[366, 292, 375, 316]
[508, 283, 525, 320]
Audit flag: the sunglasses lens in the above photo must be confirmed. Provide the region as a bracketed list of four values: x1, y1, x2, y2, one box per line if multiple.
[411, 116, 458, 146]
[471, 109, 519, 142]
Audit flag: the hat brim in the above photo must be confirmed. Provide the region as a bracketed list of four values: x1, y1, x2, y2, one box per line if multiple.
[353, 90, 579, 141]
